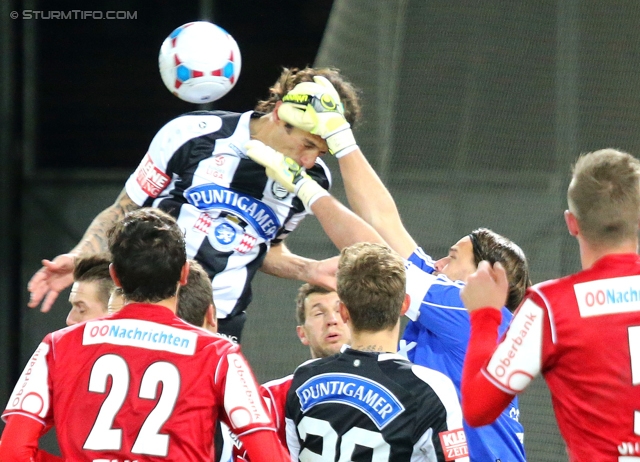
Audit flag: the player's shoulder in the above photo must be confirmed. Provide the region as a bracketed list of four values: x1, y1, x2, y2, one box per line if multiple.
[156, 109, 246, 139]
[262, 373, 294, 390]
[378, 353, 457, 392]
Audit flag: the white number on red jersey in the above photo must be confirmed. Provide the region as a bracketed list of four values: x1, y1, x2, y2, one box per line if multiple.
[83, 354, 180, 456]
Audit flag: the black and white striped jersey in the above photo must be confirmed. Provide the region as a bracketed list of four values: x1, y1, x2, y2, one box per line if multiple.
[285, 347, 469, 462]
[125, 110, 331, 321]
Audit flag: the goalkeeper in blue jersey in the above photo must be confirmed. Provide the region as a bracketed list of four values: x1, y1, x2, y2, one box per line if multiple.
[244, 76, 531, 462]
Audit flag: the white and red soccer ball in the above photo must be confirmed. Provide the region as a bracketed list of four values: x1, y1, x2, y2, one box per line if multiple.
[159, 21, 241, 104]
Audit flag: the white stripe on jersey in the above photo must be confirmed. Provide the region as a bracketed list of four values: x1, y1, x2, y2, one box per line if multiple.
[531, 285, 558, 344]
[410, 365, 465, 432]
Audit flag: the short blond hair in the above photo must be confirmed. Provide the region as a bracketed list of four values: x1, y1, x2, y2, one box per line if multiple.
[337, 243, 405, 332]
[568, 149, 640, 246]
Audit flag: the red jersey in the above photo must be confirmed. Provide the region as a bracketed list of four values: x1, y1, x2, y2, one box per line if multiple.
[2, 304, 277, 461]
[231, 375, 293, 461]
[463, 253, 640, 461]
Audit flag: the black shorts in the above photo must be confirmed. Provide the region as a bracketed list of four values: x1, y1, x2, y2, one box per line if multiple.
[217, 311, 246, 343]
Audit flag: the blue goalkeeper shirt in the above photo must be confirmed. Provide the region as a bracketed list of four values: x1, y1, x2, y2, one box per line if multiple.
[400, 247, 526, 462]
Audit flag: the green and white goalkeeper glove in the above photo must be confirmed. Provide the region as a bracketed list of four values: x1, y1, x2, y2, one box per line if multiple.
[245, 140, 329, 210]
[278, 76, 358, 158]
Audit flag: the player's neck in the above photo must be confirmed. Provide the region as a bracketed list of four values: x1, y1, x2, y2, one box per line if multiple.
[350, 325, 399, 354]
[579, 237, 638, 269]
[140, 296, 178, 314]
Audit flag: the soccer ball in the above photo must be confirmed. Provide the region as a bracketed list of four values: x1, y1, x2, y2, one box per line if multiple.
[159, 21, 241, 104]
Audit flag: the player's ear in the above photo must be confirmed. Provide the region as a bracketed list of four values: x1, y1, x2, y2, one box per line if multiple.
[564, 210, 579, 237]
[109, 263, 122, 288]
[400, 294, 410, 316]
[205, 304, 217, 333]
[296, 325, 310, 346]
[338, 301, 350, 324]
[273, 101, 283, 122]
[179, 261, 190, 286]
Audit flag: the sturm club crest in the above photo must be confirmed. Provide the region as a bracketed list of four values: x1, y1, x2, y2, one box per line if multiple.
[271, 180, 289, 200]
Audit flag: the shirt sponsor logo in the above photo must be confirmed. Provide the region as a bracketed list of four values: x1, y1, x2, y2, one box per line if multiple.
[185, 184, 280, 240]
[438, 429, 469, 460]
[135, 154, 170, 198]
[486, 299, 543, 392]
[575, 275, 640, 317]
[296, 373, 404, 430]
[83, 319, 197, 355]
[7, 342, 50, 418]
[224, 353, 272, 429]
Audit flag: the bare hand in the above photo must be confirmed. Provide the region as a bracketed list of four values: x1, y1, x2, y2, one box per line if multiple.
[27, 254, 76, 312]
[306, 255, 338, 291]
[460, 261, 508, 313]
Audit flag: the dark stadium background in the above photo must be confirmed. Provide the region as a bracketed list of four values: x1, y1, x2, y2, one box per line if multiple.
[30, 0, 334, 170]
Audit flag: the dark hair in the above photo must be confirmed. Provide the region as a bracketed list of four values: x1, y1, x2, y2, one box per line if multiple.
[337, 243, 405, 332]
[177, 259, 214, 327]
[73, 253, 114, 308]
[108, 209, 186, 303]
[469, 228, 531, 312]
[295, 283, 332, 325]
[254, 67, 362, 127]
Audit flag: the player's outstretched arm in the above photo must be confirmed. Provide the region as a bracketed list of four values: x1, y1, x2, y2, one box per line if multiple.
[27, 188, 139, 312]
[275, 77, 417, 258]
[460, 261, 516, 426]
[338, 150, 417, 259]
[0, 415, 62, 462]
[261, 243, 338, 290]
[246, 141, 386, 252]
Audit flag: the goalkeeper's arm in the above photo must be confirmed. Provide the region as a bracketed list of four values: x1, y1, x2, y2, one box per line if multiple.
[245, 141, 385, 250]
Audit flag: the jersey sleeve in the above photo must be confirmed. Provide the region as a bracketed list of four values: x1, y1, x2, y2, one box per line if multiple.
[405, 249, 470, 347]
[411, 366, 470, 461]
[0, 415, 52, 462]
[125, 114, 224, 205]
[216, 345, 277, 437]
[2, 337, 53, 426]
[461, 302, 545, 427]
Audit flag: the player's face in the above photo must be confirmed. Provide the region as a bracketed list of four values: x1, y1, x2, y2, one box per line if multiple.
[434, 236, 477, 283]
[277, 124, 328, 170]
[66, 281, 107, 326]
[297, 291, 350, 359]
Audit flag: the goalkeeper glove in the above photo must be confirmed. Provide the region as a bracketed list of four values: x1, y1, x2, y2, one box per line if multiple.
[245, 140, 329, 210]
[278, 76, 358, 158]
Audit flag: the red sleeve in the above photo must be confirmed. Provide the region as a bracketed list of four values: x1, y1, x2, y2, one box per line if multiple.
[461, 308, 518, 427]
[0, 415, 60, 462]
[238, 429, 289, 462]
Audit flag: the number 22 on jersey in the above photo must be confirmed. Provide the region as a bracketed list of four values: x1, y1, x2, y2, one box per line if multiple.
[83, 354, 180, 457]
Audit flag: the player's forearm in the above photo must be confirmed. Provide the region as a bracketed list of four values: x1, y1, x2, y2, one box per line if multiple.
[260, 243, 308, 280]
[311, 195, 386, 250]
[338, 149, 417, 258]
[70, 188, 139, 256]
[239, 429, 289, 462]
[0, 415, 48, 462]
[461, 309, 514, 426]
